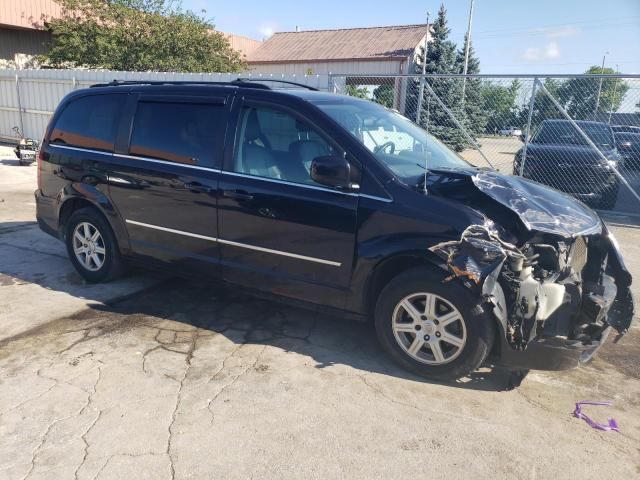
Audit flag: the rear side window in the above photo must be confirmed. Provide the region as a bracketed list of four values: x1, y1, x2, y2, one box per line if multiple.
[50, 94, 125, 151]
[129, 101, 225, 167]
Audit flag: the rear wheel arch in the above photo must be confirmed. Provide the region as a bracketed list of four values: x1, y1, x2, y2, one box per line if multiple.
[57, 195, 130, 251]
[58, 197, 96, 236]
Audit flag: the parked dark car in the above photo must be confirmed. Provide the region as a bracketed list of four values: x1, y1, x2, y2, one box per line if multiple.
[35, 80, 634, 380]
[614, 132, 640, 170]
[513, 119, 621, 209]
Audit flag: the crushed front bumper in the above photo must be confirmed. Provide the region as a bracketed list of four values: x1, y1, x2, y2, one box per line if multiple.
[495, 229, 634, 371]
[496, 327, 613, 371]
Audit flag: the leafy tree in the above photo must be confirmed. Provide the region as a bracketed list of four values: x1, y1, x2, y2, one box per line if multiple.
[346, 84, 369, 99]
[41, 0, 245, 72]
[556, 66, 629, 119]
[373, 85, 394, 108]
[517, 78, 563, 132]
[406, 4, 466, 151]
[455, 34, 486, 136]
[482, 80, 521, 134]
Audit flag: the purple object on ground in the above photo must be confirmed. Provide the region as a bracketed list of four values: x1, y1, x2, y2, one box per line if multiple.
[573, 401, 619, 432]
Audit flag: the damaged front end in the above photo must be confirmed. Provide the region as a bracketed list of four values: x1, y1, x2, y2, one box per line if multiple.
[429, 221, 634, 370]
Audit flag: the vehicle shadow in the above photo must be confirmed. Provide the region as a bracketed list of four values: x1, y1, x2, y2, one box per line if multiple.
[0, 159, 23, 166]
[0, 221, 520, 392]
[83, 279, 521, 392]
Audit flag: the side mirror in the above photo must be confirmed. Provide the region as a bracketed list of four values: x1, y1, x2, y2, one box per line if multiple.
[519, 133, 526, 143]
[311, 155, 354, 190]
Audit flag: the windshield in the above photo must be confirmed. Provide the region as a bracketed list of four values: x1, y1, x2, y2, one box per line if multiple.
[534, 122, 615, 148]
[310, 96, 472, 183]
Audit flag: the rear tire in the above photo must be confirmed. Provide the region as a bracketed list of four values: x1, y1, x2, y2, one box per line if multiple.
[374, 267, 495, 380]
[65, 207, 124, 283]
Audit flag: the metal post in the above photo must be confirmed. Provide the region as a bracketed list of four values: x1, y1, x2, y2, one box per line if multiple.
[422, 80, 494, 169]
[593, 53, 607, 118]
[519, 79, 538, 176]
[608, 64, 619, 124]
[461, 0, 475, 101]
[537, 79, 640, 206]
[415, 12, 430, 123]
[15, 74, 24, 138]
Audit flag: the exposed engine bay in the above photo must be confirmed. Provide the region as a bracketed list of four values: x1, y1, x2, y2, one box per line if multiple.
[427, 171, 634, 355]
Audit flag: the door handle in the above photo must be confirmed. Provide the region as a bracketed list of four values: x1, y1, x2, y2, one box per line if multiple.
[222, 189, 254, 201]
[185, 182, 213, 194]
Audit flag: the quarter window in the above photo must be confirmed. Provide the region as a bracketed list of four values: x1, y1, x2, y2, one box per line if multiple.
[129, 101, 225, 167]
[233, 105, 335, 185]
[50, 94, 125, 151]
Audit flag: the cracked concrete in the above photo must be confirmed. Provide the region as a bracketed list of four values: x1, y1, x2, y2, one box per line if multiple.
[2, 145, 640, 479]
[1, 282, 639, 480]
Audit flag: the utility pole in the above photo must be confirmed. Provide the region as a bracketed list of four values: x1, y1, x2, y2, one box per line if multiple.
[461, 0, 475, 101]
[593, 52, 608, 118]
[415, 11, 430, 123]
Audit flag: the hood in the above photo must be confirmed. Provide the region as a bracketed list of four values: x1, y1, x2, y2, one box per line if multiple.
[424, 169, 602, 238]
[471, 171, 601, 237]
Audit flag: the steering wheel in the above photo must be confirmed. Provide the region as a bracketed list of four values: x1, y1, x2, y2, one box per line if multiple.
[374, 141, 396, 155]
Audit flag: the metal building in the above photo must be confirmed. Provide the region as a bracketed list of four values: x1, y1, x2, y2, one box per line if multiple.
[0, 0, 62, 65]
[247, 23, 429, 102]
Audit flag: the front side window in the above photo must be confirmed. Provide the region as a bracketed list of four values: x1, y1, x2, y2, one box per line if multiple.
[129, 101, 225, 167]
[309, 96, 470, 184]
[233, 105, 336, 185]
[50, 94, 125, 151]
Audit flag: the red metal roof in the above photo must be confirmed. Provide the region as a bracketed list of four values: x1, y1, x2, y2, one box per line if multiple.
[248, 24, 429, 64]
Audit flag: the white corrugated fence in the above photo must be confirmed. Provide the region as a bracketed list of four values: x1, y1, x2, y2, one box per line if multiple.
[0, 69, 331, 141]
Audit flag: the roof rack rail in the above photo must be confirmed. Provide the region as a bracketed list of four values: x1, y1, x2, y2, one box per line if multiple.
[90, 78, 318, 91]
[90, 79, 271, 89]
[233, 78, 319, 91]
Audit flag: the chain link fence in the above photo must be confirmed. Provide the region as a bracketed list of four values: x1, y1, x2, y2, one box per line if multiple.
[330, 73, 640, 214]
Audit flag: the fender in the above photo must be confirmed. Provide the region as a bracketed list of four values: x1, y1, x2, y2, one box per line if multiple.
[345, 234, 454, 315]
[57, 182, 131, 252]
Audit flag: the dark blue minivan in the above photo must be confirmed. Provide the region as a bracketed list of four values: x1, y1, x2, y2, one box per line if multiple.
[35, 80, 633, 380]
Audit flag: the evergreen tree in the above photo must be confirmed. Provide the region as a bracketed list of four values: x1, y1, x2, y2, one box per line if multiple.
[455, 34, 487, 137]
[373, 85, 394, 108]
[406, 4, 466, 151]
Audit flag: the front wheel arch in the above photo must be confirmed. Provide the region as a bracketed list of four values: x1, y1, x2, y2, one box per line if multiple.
[374, 266, 496, 379]
[364, 251, 449, 320]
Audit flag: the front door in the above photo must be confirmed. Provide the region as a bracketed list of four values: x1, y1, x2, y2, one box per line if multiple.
[107, 93, 229, 272]
[217, 100, 359, 309]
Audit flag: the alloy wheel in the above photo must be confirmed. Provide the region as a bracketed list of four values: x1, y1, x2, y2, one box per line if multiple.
[72, 222, 106, 272]
[391, 292, 467, 365]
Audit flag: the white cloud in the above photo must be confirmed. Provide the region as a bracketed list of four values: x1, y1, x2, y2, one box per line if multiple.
[522, 41, 561, 62]
[257, 23, 277, 39]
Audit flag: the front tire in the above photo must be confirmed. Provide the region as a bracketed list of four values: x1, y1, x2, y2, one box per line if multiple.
[65, 207, 124, 283]
[374, 267, 495, 380]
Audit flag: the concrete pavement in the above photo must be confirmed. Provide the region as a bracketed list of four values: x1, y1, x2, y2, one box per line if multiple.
[1, 144, 639, 479]
[0, 145, 162, 341]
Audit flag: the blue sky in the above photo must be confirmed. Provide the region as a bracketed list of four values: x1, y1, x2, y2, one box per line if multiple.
[183, 0, 640, 74]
